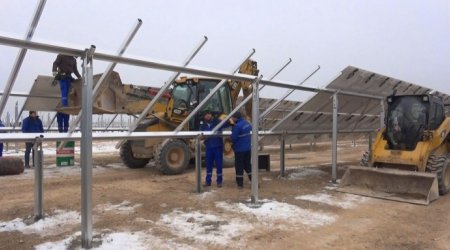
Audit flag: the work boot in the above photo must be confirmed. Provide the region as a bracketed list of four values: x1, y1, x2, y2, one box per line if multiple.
[217, 183, 222, 188]
[203, 183, 211, 188]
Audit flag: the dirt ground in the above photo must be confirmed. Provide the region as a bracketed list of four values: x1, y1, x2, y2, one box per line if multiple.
[1, 141, 450, 250]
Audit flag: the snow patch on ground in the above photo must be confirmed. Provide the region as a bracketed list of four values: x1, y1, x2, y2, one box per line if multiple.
[287, 168, 327, 180]
[262, 177, 272, 181]
[157, 209, 253, 246]
[216, 199, 335, 228]
[95, 201, 142, 214]
[0, 210, 79, 236]
[194, 190, 217, 200]
[295, 192, 369, 209]
[35, 231, 194, 250]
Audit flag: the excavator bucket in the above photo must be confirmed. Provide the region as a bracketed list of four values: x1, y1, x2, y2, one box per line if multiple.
[337, 166, 439, 205]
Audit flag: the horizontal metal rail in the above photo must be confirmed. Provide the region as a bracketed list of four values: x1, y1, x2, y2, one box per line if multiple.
[0, 129, 375, 143]
[0, 35, 384, 100]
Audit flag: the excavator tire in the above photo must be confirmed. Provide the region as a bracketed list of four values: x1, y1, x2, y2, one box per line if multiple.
[154, 139, 190, 175]
[120, 141, 150, 169]
[426, 155, 450, 195]
[360, 151, 369, 167]
[0, 157, 24, 175]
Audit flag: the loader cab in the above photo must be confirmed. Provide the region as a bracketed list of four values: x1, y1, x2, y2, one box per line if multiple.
[170, 78, 232, 130]
[385, 94, 445, 150]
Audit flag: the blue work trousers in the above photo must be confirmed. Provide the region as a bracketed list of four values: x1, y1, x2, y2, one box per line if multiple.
[58, 78, 72, 107]
[234, 151, 252, 187]
[56, 112, 70, 132]
[25, 142, 35, 167]
[0, 143, 3, 157]
[205, 146, 223, 185]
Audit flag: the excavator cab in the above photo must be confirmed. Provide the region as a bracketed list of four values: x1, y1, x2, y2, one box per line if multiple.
[168, 78, 232, 130]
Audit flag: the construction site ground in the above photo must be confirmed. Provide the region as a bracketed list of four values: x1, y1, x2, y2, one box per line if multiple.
[1, 140, 449, 249]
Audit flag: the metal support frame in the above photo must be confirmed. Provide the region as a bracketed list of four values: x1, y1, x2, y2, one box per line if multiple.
[0, 0, 46, 117]
[223, 58, 292, 126]
[212, 75, 263, 132]
[116, 36, 209, 148]
[81, 46, 95, 249]
[195, 135, 202, 193]
[280, 134, 286, 177]
[331, 93, 338, 183]
[174, 49, 256, 132]
[251, 75, 261, 204]
[33, 137, 44, 220]
[60, 19, 142, 151]
[261, 65, 320, 118]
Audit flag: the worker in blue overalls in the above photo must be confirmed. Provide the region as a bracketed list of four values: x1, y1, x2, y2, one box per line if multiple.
[52, 54, 81, 132]
[230, 111, 252, 189]
[200, 110, 229, 188]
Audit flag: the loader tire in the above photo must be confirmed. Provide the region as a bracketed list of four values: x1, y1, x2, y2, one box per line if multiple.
[120, 141, 150, 168]
[154, 139, 190, 175]
[360, 151, 369, 167]
[426, 155, 450, 195]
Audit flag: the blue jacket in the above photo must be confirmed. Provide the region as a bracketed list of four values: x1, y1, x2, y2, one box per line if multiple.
[21, 116, 44, 133]
[200, 118, 226, 148]
[231, 118, 252, 152]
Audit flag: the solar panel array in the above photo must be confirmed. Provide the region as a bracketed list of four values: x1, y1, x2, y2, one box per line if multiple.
[259, 65, 449, 145]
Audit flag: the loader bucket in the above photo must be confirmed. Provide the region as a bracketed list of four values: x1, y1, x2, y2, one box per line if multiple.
[337, 166, 439, 205]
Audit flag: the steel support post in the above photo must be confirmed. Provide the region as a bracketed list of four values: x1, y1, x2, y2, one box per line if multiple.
[195, 136, 202, 193]
[251, 76, 261, 204]
[81, 47, 95, 249]
[368, 132, 373, 166]
[331, 93, 338, 183]
[280, 134, 286, 177]
[0, 0, 46, 117]
[14, 102, 19, 152]
[33, 138, 44, 221]
[380, 99, 385, 129]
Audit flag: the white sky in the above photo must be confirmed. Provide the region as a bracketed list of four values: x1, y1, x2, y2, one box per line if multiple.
[0, 0, 449, 119]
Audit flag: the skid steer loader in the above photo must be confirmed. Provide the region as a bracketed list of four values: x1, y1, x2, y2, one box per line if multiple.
[55, 60, 258, 175]
[337, 94, 450, 205]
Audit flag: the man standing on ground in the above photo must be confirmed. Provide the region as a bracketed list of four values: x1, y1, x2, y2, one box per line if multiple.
[21, 111, 44, 168]
[52, 54, 81, 132]
[200, 110, 228, 188]
[230, 111, 252, 189]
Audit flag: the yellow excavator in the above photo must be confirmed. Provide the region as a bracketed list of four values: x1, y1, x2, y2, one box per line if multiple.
[338, 94, 450, 205]
[56, 60, 258, 174]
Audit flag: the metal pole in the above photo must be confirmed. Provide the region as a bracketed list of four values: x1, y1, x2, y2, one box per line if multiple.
[116, 36, 209, 148]
[331, 93, 338, 183]
[33, 138, 44, 220]
[280, 134, 286, 177]
[174, 49, 256, 132]
[368, 132, 373, 167]
[46, 114, 57, 132]
[195, 136, 202, 193]
[81, 46, 95, 249]
[380, 99, 385, 129]
[0, 0, 46, 117]
[251, 75, 261, 204]
[260, 65, 320, 118]
[105, 114, 119, 129]
[14, 102, 19, 152]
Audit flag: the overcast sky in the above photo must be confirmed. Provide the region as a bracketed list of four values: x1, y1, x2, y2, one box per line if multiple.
[0, 0, 449, 120]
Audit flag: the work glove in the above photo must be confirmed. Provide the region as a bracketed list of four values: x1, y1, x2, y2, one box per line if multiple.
[52, 71, 57, 77]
